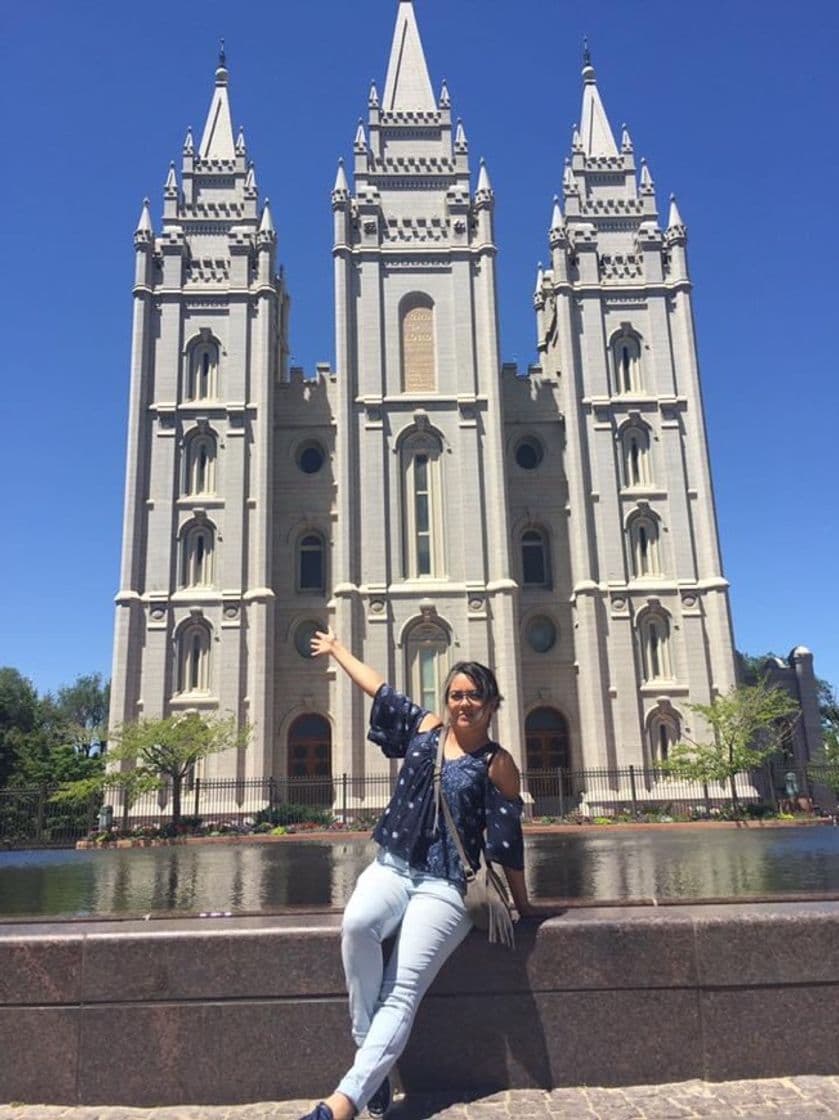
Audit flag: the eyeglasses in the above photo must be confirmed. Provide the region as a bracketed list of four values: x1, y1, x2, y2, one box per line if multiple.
[447, 690, 485, 704]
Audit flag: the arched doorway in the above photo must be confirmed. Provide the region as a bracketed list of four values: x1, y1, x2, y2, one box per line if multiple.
[525, 707, 571, 816]
[287, 713, 332, 807]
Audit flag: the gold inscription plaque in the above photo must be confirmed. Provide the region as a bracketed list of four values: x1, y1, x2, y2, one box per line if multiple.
[402, 305, 435, 392]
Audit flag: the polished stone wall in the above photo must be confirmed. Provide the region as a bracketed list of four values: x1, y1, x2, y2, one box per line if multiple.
[2, 903, 838, 1106]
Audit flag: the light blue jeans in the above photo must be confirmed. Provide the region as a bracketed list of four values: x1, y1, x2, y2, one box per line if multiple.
[336, 851, 473, 1112]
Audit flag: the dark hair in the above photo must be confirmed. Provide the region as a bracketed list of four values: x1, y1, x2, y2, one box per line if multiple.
[442, 661, 503, 710]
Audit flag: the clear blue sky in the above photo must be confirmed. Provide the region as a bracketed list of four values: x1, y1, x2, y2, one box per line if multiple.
[2, 0, 837, 696]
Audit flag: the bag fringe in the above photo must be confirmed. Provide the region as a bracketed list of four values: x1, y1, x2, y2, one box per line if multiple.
[487, 895, 516, 948]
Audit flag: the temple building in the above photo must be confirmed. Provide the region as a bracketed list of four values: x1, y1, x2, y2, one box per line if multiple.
[108, 3, 822, 795]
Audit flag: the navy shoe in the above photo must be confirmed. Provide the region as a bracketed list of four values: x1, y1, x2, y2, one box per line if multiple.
[298, 1104, 334, 1120]
[367, 1077, 391, 1119]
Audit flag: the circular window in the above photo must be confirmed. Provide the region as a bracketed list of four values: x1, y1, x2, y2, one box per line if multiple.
[526, 615, 557, 654]
[515, 438, 543, 471]
[297, 442, 325, 475]
[294, 619, 326, 659]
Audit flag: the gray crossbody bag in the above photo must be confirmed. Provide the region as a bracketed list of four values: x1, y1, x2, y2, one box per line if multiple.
[432, 727, 516, 948]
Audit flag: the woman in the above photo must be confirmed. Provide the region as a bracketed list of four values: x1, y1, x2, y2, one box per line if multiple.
[298, 628, 534, 1120]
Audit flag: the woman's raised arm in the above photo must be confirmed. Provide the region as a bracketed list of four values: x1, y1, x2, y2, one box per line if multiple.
[310, 628, 386, 698]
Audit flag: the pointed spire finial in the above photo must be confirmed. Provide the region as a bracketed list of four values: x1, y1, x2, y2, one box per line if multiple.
[259, 197, 275, 236]
[583, 36, 592, 68]
[439, 78, 450, 108]
[355, 119, 366, 151]
[135, 197, 153, 237]
[183, 126, 194, 155]
[455, 118, 468, 149]
[550, 194, 564, 231]
[235, 125, 246, 154]
[640, 157, 654, 190]
[165, 162, 177, 192]
[477, 157, 493, 194]
[369, 79, 379, 107]
[667, 193, 686, 230]
[219, 39, 226, 68]
[333, 157, 350, 197]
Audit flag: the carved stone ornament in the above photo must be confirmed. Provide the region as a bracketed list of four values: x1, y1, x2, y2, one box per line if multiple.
[419, 598, 437, 622]
[363, 219, 377, 234]
[468, 597, 484, 612]
[370, 599, 385, 614]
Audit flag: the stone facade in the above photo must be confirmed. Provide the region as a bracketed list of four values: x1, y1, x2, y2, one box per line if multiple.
[110, 4, 770, 787]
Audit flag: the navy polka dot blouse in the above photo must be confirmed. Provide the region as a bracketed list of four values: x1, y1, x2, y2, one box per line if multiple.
[368, 683, 524, 890]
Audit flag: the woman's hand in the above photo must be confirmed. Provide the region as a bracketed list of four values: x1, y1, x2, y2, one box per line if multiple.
[310, 627, 338, 658]
[309, 629, 386, 697]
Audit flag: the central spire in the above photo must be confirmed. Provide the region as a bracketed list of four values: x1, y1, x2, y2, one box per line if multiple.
[382, 1, 435, 111]
[199, 46, 236, 160]
[579, 45, 618, 157]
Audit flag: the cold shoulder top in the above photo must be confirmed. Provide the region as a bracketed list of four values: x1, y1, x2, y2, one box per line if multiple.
[368, 683, 524, 890]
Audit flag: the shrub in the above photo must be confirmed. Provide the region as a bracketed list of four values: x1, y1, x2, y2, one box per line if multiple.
[254, 803, 335, 828]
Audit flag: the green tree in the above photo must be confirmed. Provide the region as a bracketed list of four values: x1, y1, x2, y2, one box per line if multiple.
[0, 668, 40, 787]
[55, 712, 249, 828]
[52, 673, 110, 755]
[660, 681, 800, 810]
[809, 681, 839, 797]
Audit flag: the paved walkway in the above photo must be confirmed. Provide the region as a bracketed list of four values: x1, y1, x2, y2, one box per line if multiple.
[2, 1078, 839, 1119]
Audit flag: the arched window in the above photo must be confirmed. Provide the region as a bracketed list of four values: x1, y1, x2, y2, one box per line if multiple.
[525, 708, 570, 771]
[184, 433, 216, 496]
[620, 425, 651, 488]
[298, 532, 325, 593]
[612, 328, 642, 394]
[401, 295, 436, 393]
[186, 339, 219, 401]
[177, 622, 211, 694]
[649, 709, 680, 764]
[181, 522, 214, 588]
[521, 528, 551, 587]
[288, 714, 331, 777]
[405, 620, 450, 712]
[628, 513, 661, 579]
[402, 430, 443, 578]
[638, 611, 673, 682]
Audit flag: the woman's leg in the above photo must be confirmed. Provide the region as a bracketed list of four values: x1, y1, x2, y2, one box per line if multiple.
[341, 858, 410, 1046]
[335, 876, 472, 1112]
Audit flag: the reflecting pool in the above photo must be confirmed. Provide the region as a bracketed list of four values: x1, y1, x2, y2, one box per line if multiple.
[1, 826, 838, 920]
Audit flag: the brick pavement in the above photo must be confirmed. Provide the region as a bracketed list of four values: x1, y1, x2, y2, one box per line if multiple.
[2, 1078, 839, 1120]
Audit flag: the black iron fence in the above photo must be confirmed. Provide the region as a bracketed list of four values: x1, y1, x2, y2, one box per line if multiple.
[1, 760, 835, 848]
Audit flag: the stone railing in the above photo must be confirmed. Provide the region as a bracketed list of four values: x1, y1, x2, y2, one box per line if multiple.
[2, 902, 838, 1105]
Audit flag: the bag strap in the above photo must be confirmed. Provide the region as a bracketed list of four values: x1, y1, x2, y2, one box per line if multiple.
[433, 727, 478, 882]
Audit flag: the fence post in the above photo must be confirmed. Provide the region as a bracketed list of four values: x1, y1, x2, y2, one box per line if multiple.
[765, 762, 777, 810]
[35, 784, 47, 844]
[703, 782, 711, 816]
[629, 765, 638, 818]
[193, 775, 201, 819]
[342, 773, 348, 825]
[558, 769, 565, 820]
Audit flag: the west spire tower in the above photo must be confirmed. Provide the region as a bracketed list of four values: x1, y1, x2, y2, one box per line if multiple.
[109, 52, 290, 778]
